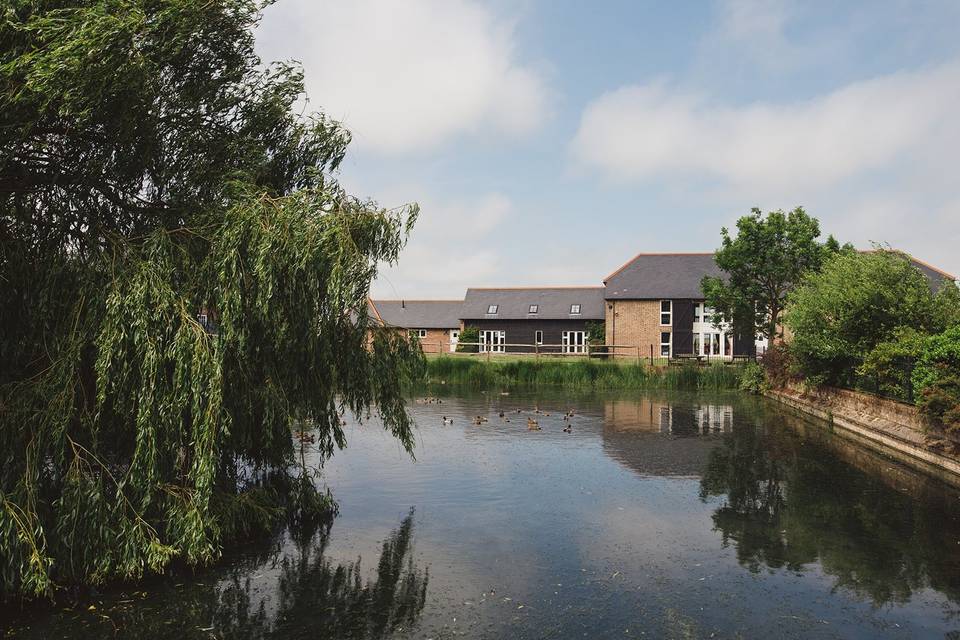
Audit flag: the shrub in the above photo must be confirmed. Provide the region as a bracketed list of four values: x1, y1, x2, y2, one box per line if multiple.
[739, 362, 768, 394]
[760, 343, 793, 388]
[914, 325, 960, 431]
[456, 327, 479, 353]
[857, 327, 924, 401]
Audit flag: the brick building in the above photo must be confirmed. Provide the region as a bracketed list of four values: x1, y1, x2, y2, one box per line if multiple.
[369, 299, 463, 353]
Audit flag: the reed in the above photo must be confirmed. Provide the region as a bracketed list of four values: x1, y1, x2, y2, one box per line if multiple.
[423, 358, 741, 390]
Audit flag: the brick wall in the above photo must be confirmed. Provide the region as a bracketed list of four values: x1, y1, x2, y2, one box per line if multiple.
[417, 329, 454, 353]
[605, 299, 670, 359]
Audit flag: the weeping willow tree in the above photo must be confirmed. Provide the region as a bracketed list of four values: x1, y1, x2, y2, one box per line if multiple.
[0, 0, 424, 599]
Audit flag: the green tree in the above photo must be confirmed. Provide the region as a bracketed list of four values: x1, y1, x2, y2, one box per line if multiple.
[784, 250, 946, 385]
[701, 207, 845, 341]
[0, 0, 422, 599]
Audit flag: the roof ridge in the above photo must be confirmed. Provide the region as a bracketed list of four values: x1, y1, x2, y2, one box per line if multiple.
[371, 299, 464, 303]
[466, 286, 604, 291]
[603, 252, 715, 283]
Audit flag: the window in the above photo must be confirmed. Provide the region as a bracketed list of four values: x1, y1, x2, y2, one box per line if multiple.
[411, 329, 427, 338]
[451, 330, 460, 339]
[480, 330, 505, 353]
[197, 313, 208, 327]
[693, 303, 701, 323]
[529, 304, 539, 314]
[570, 304, 581, 314]
[535, 330, 543, 345]
[660, 331, 671, 357]
[486, 304, 498, 314]
[660, 300, 672, 325]
[562, 331, 586, 354]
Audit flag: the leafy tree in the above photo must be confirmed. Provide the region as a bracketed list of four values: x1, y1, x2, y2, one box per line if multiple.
[0, 0, 422, 599]
[784, 250, 945, 385]
[701, 207, 846, 341]
[585, 320, 606, 345]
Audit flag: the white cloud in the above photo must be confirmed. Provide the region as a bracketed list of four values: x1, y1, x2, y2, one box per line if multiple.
[570, 61, 960, 195]
[370, 192, 514, 298]
[256, 0, 548, 154]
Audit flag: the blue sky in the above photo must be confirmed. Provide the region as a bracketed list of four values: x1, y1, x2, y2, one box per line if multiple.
[256, 0, 960, 298]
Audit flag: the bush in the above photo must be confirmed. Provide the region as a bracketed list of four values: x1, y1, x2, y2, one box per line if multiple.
[856, 327, 924, 401]
[738, 362, 768, 394]
[914, 325, 960, 431]
[785, 250, 942, 386]
[456, 327, 479, 353]
[760, 343, 793, 388]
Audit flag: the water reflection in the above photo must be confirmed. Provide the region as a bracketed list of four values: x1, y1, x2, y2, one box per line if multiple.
[700, 419, 960, 606]
[602, 397, 734, 477]
[7, 511, 428, 639]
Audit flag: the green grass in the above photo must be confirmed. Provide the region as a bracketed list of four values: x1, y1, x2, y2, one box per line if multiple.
[423, 357, 742, 390]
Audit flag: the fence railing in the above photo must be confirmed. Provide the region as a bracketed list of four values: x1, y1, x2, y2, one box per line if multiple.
[421, 341, 755, 366]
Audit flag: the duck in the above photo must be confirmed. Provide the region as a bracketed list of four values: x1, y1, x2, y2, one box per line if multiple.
[527, 417, 541, 431]
[442, 416, 453, 425]
[498, 411, 505, 418]
[563, 425, 572, 434]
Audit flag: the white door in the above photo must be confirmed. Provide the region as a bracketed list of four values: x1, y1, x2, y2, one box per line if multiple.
[562, 331, 586, 354]
[480, 330, 505, 353]
[449, 329, 460, 352]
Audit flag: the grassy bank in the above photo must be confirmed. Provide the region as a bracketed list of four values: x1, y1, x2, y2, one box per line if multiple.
[424, 357, 741, 390]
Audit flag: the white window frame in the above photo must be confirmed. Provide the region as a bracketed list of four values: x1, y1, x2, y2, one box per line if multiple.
[660, 300, 672, 326]
[693, 303, 701, 324]
[562, 331, 586, 354]
[487, 304, 498, 314]
[529, 304, 539, 314]
[413, 329, 427, 338]
[479, 330, 505, 353]
[197, 313, 208, 326]
[535, 330, 543, 345]
[660, 331, 672, 357]
[570, 304, 581, 315]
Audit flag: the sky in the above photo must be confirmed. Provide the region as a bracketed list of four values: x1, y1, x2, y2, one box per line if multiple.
[256, 0, 960, 299]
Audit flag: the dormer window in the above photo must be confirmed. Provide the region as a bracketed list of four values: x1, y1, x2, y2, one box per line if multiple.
[570, 304, 581, 314]
[528, 304, 539, 314]
[487, 304, 498, 314]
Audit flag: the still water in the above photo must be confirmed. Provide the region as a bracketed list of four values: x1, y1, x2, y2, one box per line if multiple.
[6, 389, 960, 639]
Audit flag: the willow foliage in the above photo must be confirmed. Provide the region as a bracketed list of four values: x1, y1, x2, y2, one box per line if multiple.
[0, 1, 423, 599]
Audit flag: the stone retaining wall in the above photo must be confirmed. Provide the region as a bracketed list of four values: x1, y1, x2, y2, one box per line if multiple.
[765, 383, 960, 482]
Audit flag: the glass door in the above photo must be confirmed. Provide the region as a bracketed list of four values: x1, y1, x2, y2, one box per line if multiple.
[480, 330, 505, 353]
[562, 331, 586, 354]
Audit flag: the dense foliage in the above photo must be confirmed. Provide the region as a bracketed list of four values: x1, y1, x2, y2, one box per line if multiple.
[914, 325, 960, 433]
[701, 207, 846, 341]
[784, 250, 955, 387]
[0, 0, 423, 599]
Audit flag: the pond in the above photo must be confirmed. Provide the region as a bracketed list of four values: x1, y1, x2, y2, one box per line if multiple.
[6, 389, 960, 639]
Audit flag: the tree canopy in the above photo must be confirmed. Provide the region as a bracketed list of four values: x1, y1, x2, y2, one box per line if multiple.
[784, 249, 954, 386]
[1, 0, 422, 599]
[701, 207, 845, 341]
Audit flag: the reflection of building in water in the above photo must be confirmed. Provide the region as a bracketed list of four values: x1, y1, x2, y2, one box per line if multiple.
[602, 399, 734, 477]
[605, 399, 732, 435]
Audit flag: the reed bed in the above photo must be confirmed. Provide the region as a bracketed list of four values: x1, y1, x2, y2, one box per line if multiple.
[424, 358, 741, 390]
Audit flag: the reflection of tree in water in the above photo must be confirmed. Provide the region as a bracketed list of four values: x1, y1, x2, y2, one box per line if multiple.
[210, 508, 428, 639]
[700, 420, 960, 606]
[11, 510, 428, 639]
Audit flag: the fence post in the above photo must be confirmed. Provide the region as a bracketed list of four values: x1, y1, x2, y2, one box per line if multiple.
[649, 344, 653, 366]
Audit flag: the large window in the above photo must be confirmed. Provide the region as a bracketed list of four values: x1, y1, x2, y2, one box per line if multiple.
[535, 330, 543, 345]
[660, 300, 672, 326]
[486, 304, 499, 314]
[479, 330, 505, 353]
[562, 331, 586, 354]
[660, 331, 671, 357]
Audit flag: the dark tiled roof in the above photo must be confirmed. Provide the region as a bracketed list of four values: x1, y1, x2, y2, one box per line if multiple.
[603, 253, 722, 300]
[462, 287, 605, 320]
[604, 250, 957, 300]
[370, 300, 462, 329]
